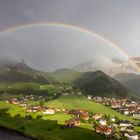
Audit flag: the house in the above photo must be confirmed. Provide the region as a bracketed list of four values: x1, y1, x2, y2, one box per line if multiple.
[26, 106, 41, 113]
[9, 98, 18, 105]
[120, 108, 130, 115]
[119, 120, 132, 127]
[19, 103, 27, 107]
[96, 125, 112, 135]
[92, 113, 102, 120]
[99, 118, 107, 126]
[111, 102, 121, 109]
[65, 118, 81, 127]
[128, 106, 138, 114]
[5, 100, 9, 103]
[133, 113, 140, 119]
[87, 95, 92, 100]
[125, 126, 134, 133]
[79, 110, 89, 120]
[68, 109, 89, 120]
[110, 117, 116, 122]
[120, 126, 134, 132]
[124, 132, 138, 140]
[123, 110, 130, 115]
[68, 110, 80, 116]
[43, 108, 55, 114]
[74, 118, 81, 126]
[26, 108, 33, 113]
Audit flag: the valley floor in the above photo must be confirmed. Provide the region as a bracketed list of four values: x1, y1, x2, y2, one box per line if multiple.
[0, 95, 140, 140]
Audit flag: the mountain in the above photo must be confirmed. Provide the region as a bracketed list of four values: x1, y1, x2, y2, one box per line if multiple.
[0, 61, 134, 98]
[74, 71, 132, 98]
[50, 68, 82, 83]
[114, 73, 140, 96]
[50, 68, 133, 98]
[0, 62, 54, 84]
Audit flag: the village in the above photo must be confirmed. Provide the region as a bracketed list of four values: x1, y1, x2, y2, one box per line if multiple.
[1, 94, 140, 140]
[88, 96, 140, 120]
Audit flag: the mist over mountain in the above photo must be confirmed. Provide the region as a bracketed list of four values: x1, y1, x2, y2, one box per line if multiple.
[0, 61, 51, 84]
[0, 61, 134, 98]
[74, 57, 135, 76]
[0, 55, 137, 77]
[114, 73, 140, 96]
[51, 68, 133, 98]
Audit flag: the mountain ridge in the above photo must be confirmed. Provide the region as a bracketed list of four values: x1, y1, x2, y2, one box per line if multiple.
[51, 68, 134, 98]
[0, 62, 135, 98]
[114, 73, 140, 96]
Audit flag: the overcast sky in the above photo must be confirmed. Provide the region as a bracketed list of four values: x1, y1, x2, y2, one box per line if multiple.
[0, 0, 140, 71]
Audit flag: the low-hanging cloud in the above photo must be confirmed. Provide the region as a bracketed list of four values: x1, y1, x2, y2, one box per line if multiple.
[0, 26, 124, 72]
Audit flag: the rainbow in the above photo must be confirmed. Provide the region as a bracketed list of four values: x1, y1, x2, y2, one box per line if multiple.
[0, 22, 139, 72]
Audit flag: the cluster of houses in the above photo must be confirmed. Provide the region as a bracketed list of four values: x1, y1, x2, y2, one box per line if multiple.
[3, 96, 140, 140]
[5, 95, 44, 103]
[88, 96, 140, 120]
[5, 98, 60, 115]
[64, 109, 139, 140]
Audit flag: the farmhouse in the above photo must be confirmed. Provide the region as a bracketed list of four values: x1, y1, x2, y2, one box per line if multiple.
[111, 102, 121, 109]
[96, 125, 112, 136]
[124, 132, 138, 140]
[79, 110, 89, 120]
[110, 117, 116, 122]
[133, 113, 140, 119]
[92, 113, 102, 120]
[43, 108, 55, 114]
[65, 118, 81, 127]
[9, 98, 18, 105]
[87, 95, 92, 100]
[19, 103, 27, 109]
[99, 118, 107, 126]
[119, 120, 132, 127]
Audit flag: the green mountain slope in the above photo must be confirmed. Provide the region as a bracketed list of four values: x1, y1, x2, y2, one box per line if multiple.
[73, 71, 132, 98]
[0, 62, 55, 84]
[0, 63, 133, 98]
[50, 68, 82, 83]
[50, 69, 133, 98]
[46, 95, 133, 121]
[114, 73, 140, 96]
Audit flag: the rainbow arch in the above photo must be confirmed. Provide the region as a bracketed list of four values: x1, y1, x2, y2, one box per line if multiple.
[0, 22, 139, 72]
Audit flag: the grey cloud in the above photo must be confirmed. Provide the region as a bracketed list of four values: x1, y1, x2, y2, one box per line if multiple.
[0, 0, 139, 73]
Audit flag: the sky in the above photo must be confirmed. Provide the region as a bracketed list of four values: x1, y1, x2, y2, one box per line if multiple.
[0, 0, 140, 72]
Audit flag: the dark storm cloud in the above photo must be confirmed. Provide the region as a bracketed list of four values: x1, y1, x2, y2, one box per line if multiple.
[0, 0, 140, 71]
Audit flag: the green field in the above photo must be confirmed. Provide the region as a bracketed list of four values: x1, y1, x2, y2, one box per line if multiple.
[0, 101, 106, 140]
[46, 95, 134, 121]
[40, 85, 63, 94]
[0, 95, 139, 140]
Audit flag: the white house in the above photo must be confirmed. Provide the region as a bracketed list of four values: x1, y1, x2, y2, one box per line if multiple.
[123, 110, 130, 115]
[43, 108, 55, 114]
[92, 113, 102, 120]
[133, 113, 140, 120]
[120, 121, 131, 127]
[124, 132, 138, 140]
[87, 95, 92, 100]
[110, 117, 116, 122]
[99, 118, 107, 126]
